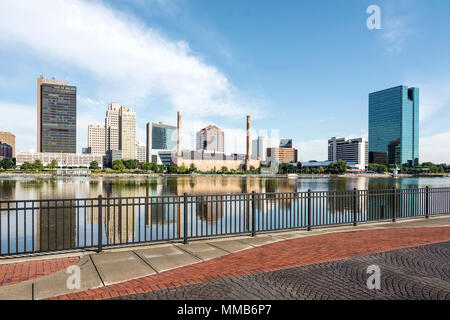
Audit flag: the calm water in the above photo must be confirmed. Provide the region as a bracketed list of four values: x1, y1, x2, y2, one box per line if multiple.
[1, 175, 449, 255]
[1, 175, 450, 201]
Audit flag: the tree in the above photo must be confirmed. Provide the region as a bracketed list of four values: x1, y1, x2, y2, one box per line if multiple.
[123, 159, 139, 170]
[89, 161, 100, 170]
[336, 160, 348, 174]
[20, 162, 33, 171]
[112, 160, 125, 171]
[189, 163, 197, 173]
[33, 160, 44, 171]
[167, 164, 178, 174]
[140, 162, 152, 171]
[221, 166, 229, 173]
[46, 159, 59, 169]
[0, 158, 14, 170]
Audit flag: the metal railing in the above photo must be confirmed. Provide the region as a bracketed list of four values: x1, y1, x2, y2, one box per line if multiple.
[0, 187, 449, 257]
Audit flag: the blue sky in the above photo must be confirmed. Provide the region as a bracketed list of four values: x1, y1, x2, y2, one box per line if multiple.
[1, 0, 450, 163]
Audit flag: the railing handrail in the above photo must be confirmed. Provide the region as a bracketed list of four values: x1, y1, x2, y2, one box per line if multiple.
[2, 186, 450, 204]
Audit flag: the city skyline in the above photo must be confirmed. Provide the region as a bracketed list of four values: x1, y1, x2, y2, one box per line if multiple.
[1, 1, 450, 163]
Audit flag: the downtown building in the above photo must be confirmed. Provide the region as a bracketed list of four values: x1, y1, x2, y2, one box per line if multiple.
[369, 86, 419, 166]
[328, 137, 368, 170]
[252, 136, 273, 162]
[0, 132, 15, 158]
[196, 125, 225, 153]
[88, 124, 106, 155]
[16, 152, 103, 168]
[37, 77, 77, 153]
[146, 122, 177, 165]
[102, 102, 137, 165]
[266, 139, 298, 164]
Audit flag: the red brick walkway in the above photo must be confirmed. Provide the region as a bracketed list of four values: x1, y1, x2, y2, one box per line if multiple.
[51, 226, 450, 300]
[0, 257, 79, 287]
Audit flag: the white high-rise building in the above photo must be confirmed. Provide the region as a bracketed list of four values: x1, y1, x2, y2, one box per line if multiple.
[105, 102, 121, 153]
[328, 137, 368, 170]
[252, 136, 273, 161]
[136, 142, 146, 163]
[119, 105, 136, 160]
[88, 124, 106, 155]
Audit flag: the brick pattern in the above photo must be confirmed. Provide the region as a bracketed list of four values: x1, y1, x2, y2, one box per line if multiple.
[0, 257, 79, 287]
[114, 242, 450, 300]
[51, 226, 450, 300]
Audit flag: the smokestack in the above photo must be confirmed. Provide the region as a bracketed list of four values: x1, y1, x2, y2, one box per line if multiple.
[246, 115, 251, 171]
[177, 111, 182, 158]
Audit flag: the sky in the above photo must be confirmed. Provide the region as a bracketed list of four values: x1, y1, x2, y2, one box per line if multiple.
[0, 0, 449, 163]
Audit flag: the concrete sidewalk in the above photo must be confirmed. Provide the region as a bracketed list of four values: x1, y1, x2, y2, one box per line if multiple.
[0, 215, 449, 300]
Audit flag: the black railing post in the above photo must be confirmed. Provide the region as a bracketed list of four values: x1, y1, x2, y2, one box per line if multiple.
[307, 189, 312, 231]
[183, 193, 189, 244]
[392, 187, 396, 223]
[251, 191, 256, 237]
[353, 188, 358, 226]
[425, 186, 429, 219]
[97, 195, 103, 252]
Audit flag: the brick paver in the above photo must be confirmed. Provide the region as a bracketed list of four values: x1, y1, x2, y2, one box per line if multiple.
[0, 257, 79, 287]
[114, 241, 450, 300]
[51, 226, 450, 300]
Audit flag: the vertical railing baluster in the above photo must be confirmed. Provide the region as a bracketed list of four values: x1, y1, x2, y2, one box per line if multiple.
[307, 189, 312, 231]
[183, 193, 188, 244]
[98, 195, 103, 252]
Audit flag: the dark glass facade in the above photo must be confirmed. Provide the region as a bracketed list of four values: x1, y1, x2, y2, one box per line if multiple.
[369, 86, 419, 167]
[152, 125, 177, 150]
[40, 83, 77, 153]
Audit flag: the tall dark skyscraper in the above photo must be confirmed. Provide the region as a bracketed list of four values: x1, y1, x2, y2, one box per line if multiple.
[369, 85, 419, 167]
[37, 77, 77, 153]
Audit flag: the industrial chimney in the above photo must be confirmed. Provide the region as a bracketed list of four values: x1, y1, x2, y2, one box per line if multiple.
[246, 115, 251, 171]
[177, 111, 182, 158]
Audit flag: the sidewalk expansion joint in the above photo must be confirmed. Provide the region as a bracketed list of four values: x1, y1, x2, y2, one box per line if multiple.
[174, 245, 204, 262]
[207, 242, 232, 254]
[132, 251, 159, 274]
[89, 255, 105, 287]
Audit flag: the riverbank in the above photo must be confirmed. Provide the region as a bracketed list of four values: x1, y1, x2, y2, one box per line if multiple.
[0, 172, 448, 179]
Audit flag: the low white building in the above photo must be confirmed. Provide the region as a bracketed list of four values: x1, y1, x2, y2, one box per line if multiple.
[136, 142, 146, 163]
[16, 152, 104, 168]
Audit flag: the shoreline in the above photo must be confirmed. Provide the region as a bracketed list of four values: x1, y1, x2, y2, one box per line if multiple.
[0, 172, 448, 179]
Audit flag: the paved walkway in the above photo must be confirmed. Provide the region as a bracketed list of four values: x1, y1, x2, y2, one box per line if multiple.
[113, 241, 450, 300]
[0, 216, 449, 300]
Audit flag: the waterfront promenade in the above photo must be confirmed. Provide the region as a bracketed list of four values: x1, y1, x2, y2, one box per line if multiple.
[0, 215, 449, 300]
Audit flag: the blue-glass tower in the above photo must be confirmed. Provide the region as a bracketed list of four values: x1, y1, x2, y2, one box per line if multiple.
[369, 86, 419, 167]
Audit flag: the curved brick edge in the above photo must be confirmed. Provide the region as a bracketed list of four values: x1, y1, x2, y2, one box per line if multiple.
[50, 226, 450, 300]
[0, 257, 79, 287]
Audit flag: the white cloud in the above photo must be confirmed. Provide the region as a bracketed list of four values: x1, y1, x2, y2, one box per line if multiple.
[420, 132, 450, 164]
[381, 16, 411, 53]
[0, 0, 262, 153]
[296, 139, 328, 162]
[0, 101, 36, 152]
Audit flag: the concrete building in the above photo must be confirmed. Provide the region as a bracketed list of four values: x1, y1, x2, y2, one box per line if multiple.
[146, 122, 177, 163]
[196, 125, 224, 153]
[37, 77, 77, 153]
[328, 137, 368, 170]
[369, 86, 419, 166]
[252, 136, 273, 161]
[16, 152, 103, 168]
[104, 150, 122, 167]
[174, 150, 260, 172]
[105, 102, 120, 153]
[119, 106, 136, 160]
[0, 132, 15, 157]
[88, 124, 106, 155]
[136, 142, 146, 163]
[266, 140, 298, 164]
[173, 113, 260, 171]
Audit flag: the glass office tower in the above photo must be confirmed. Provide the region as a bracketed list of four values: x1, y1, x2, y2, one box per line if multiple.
[369, 86, 419, 167]
[146, 122, 177, 162]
